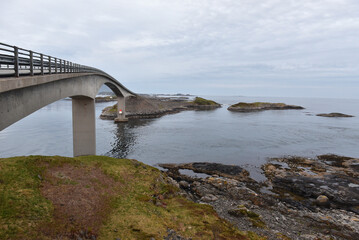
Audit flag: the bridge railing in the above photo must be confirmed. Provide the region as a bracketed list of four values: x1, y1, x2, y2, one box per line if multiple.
[0, 42, 98, 78]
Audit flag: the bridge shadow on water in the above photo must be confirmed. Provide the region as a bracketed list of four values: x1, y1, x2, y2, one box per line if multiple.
[105, 118, 155, 159]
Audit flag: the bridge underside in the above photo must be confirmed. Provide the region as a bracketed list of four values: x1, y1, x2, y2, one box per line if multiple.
[0, 73, 134, 156]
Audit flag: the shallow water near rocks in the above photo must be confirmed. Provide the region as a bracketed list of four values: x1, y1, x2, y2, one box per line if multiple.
[1, 96, 359, 181]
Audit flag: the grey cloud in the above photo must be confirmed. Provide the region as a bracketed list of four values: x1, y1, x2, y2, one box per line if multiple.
[1, 0, 358, 98]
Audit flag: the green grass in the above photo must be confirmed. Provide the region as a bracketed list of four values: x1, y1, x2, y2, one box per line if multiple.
[108, 104, 118, 113]
[191, 97, 219, 106]
[0, 155, 265, 240]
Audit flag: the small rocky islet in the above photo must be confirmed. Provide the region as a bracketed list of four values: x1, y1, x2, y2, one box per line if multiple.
[160, 154, 359, 239]
[316, 112, 354, 118]
[227, 102, 304, 112]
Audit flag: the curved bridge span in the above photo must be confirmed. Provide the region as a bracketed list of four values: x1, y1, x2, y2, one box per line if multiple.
[0, 42, 136, 156]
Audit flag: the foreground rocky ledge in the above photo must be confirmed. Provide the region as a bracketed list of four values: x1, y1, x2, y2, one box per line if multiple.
[160, 154, 359, 239]
[228, 102, 304, 112]
[316, 112, 354, 118]
[100, 96, 221, 120]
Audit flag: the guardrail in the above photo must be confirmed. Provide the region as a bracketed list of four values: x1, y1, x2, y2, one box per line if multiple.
[0, 42, 101, 77]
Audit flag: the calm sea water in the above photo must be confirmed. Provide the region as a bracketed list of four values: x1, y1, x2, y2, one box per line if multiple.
[1, 96, 358, 180]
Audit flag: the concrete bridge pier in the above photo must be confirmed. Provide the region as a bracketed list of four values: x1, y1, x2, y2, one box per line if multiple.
[115, 96, 128, 123]
[72, 96, 96, 156]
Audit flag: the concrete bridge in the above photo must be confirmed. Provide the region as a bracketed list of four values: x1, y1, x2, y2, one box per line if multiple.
[0, 42, 136, 156]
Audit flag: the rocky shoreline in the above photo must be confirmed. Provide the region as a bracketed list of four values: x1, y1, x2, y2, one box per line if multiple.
[100, 95, 221, 120]
[160, 154, 359, 239]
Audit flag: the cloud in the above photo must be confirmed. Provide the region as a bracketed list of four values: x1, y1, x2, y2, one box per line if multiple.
[1, 0, 358, 98]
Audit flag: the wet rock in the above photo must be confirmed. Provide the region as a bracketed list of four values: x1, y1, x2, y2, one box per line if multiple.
[316, 112, 354, 117]
[160, 162, 250, 181]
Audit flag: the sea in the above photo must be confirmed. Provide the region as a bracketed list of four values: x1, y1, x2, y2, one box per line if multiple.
[1, 96, 358, 181]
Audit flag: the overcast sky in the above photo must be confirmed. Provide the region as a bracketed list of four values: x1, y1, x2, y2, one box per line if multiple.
[1, 0, 358, 98]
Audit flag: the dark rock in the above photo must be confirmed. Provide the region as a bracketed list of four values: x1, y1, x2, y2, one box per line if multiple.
[164, 229, 191, 240]
[160, 162, 250, 181]
[179, 181, 189, 189]
[315, 195, 330, 207]
[316, 112, 354, 117]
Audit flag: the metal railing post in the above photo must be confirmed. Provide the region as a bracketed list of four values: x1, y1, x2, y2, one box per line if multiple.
[30, 51, 34, 76]
[40, 54, 44, 75]
[55, 58, 57, 74]
[14, 46, 19, 77]
[48, 56, 51, 74]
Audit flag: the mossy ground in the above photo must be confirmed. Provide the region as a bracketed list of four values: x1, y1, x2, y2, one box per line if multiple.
[0, 156, 264, 239]
[191, 97, 219, 106]
[107, 104, 118, 113]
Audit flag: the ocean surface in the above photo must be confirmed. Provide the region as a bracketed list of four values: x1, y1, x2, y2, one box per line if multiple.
[1, 96, 359, 181]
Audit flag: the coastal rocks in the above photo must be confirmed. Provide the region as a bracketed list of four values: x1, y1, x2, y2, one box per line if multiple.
[200, 194, 218, 202]
[163, 155, 359, 239]
[263, 155, 359, 212]
[227, 102, 304, 112]
[179, 180, 190, 189]
[159, 162, 250, 181]
[316, 112, 354, 117]
[100, 95, 221, 120]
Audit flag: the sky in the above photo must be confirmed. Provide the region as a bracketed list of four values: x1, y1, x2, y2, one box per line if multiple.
[1, 0, 359, 98]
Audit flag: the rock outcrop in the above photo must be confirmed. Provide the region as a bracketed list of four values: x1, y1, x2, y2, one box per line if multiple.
[316, 112, 354, 117]
[228, 102, 304, 112]
[100, 96, 221, 120]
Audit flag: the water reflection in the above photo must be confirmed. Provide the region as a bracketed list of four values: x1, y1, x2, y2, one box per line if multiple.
[106, 118, 155, 158]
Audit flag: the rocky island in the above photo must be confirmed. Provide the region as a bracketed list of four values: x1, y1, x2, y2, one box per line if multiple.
[100, 95, 221, 120]
[228, 102, 304, 112]
[316, 112, 354, 118]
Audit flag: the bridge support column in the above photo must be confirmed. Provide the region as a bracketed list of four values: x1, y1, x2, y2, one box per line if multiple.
[72, 96, 96, 156]
[114, 96, 128, 123]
